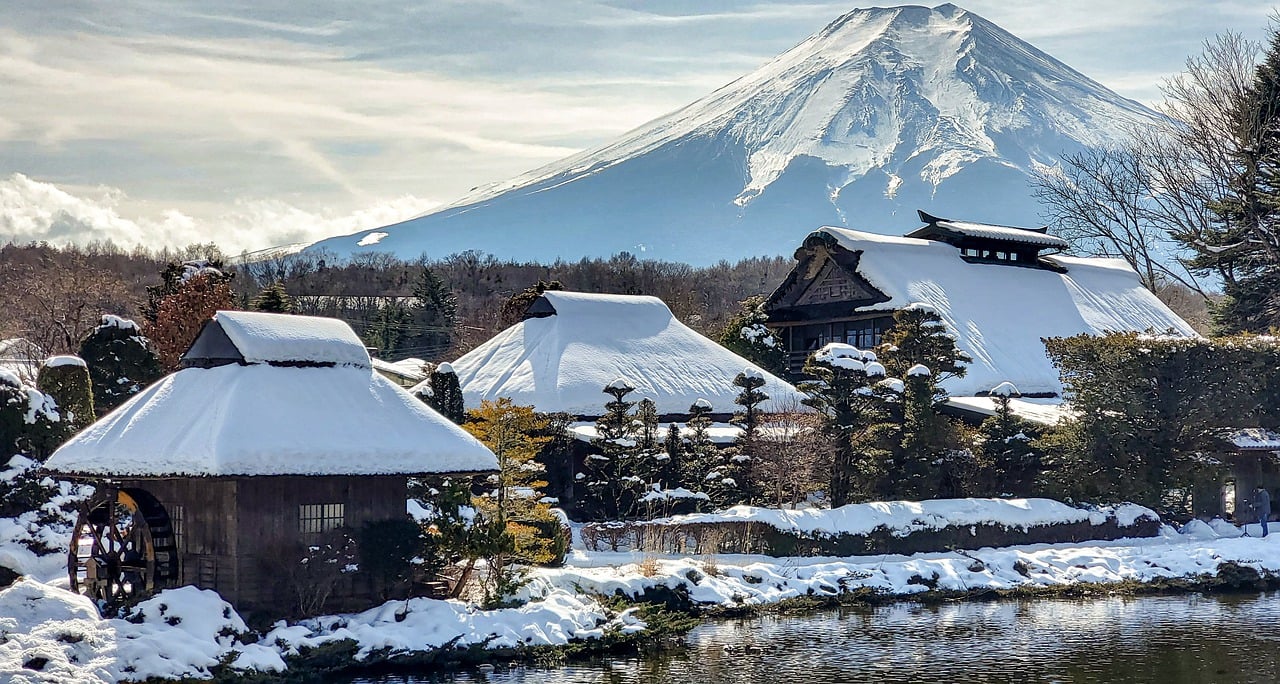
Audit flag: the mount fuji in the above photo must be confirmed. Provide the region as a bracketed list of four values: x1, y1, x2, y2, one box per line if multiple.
[305, 3, 1163, 264]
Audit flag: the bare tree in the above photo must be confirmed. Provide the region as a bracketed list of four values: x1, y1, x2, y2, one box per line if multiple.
[0, 256, 132, 357]
[752, 403, 833, 508]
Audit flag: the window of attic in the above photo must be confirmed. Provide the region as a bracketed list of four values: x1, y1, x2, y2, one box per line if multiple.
[1010, 252, 1020, 261]
[997, 251, 1008, 260]
[299, 503, 345, 540]
[963, 248, 979, 257]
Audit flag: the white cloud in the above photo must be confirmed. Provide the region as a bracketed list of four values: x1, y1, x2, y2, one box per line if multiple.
[0, 173, 439, 254]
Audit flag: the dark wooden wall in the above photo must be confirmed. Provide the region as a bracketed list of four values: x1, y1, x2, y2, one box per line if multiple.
[122, 475, 408, 615]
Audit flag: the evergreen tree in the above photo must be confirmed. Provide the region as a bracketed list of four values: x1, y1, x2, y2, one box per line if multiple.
[78, 315, 164, 416]
[364, 300, 412, 358]
[408, 266, 458, 357]
[680, 399, 724, 500]
[36, 357, 93, 433]
[424, 363, 466, 424]
[801, 344, 893, 506]
[499, 280, 564, 327]
[635, 398, 660, 452]
[0, 370, 62, 461]
[976, 382, 1043, 497]
[251, 281, 294, 313]
[717, 296, 787, 376]
[581, 379, 643, 519]
[660, 422, 683, 488]
[895, 364, 952, 499]
[878, 305, 971, 382]
[463, 400, 563, 567]
[728, 368, 770, 504]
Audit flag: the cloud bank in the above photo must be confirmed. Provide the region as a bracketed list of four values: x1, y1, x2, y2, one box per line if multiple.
[0, 174, 438, 255]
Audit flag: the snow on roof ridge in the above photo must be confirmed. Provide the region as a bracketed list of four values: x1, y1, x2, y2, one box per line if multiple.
[213, 311, 371, 368]
[44, 364, 498, 477]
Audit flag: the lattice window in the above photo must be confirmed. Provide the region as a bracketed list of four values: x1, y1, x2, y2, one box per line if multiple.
[299, 503, 345, 540]
[169, 503, 185, 553]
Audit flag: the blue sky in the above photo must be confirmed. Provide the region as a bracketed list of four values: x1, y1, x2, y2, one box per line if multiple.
[0, 1, 1272, 253]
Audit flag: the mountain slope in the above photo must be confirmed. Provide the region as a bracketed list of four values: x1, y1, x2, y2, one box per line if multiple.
[306, 3, 1163, 264]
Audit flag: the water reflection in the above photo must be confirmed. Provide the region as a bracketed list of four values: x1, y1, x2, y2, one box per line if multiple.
[354, 593, 1280, 683]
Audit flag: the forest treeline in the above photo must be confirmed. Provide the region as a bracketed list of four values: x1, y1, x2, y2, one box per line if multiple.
[0, 240, 793, 361]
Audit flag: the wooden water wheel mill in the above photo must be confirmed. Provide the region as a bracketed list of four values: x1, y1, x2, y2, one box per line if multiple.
[68, 486, 179, 610]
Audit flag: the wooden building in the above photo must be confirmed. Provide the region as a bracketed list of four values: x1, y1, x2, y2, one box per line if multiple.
[44, 311, 498, 615]
[763, 211, 1197, 396]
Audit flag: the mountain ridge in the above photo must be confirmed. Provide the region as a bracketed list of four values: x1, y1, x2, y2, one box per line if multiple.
[305, 4, 1164, 264]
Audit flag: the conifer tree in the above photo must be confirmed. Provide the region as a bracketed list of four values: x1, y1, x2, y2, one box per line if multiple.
[660, 422, 683, 488]
[364, 300, 412, 358]
[717, 296, 787, 376]
[801, 344, 892, 505]
[976, 382, 1043, 497]
[37, 357, 93, 434]
[251, 281, 294, 313]
[0, 370, 62, 461]
[409, 266, 459, 357]
[425, 363, 466, 424]
[896, 364, 952, 499]
[878, 305, 970, 382]
[78, 315, 164, 416]
[635, 398, 660, 452]
[582, 379, 643, 519]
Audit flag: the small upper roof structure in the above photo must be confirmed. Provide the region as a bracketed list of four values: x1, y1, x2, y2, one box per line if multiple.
[45, 311, 497, 478]
[907, 210, 1069, 252]
[442, 290, 807, 418]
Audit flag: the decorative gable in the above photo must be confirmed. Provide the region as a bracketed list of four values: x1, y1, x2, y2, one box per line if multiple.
[795, 259, 879, 306]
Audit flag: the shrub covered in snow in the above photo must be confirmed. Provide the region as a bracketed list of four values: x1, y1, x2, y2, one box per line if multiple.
[78, 314, 164, 416]
[37, 357, 93, 433]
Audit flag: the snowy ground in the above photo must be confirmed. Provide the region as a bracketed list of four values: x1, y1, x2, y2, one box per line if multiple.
[4, 510, 1280, 683]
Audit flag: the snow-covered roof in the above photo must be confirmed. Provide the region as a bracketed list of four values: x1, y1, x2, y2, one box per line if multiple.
[1228, 428, 1280, 451]
[44, 364, 498, 477]
[189, 311, 371, 368]
[372, 357, 428, 383]
[942, 396, 1067, 426]
[450, 290, 807, 417]
[813, 227, 1198, 396]
[912, 217, 1069, 249]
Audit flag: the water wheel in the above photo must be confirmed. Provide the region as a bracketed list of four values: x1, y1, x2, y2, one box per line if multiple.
[69, 487, 178, 610]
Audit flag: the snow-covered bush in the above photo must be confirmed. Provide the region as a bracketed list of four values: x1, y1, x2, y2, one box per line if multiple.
[78, 314, 164, 416]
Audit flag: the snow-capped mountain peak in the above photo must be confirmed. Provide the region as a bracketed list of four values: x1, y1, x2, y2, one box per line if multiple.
[306, 4, 1163, 264]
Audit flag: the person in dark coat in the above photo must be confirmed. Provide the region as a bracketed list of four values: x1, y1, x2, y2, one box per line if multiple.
[1254, 485, 1272, 537]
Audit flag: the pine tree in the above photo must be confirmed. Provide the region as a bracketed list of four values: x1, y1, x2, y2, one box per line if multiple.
[878, 305, 970, 382]
[36, 357, 94, 433]
[635, 398, 660, 451]
[581, 379, 643, 519]
[78, 315, 164, 416]
[251, 281, 294, 313]
[717, 296, 787, 376]
[463, 400, 562, 566]
[976, 382, 1043, 497]
[660, 422, 683, 488]
[896, 364, 952, 499]
[800, 344, 892, 506]
[727, 368, 769, 504]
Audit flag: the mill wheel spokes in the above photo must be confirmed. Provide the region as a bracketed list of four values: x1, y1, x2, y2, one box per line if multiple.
[69, 489, 165, 609]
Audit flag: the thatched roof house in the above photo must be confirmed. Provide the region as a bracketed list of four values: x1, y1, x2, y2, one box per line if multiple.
[442, 290, 806, 420]
[765, 212, 1198, 396]
[45, 311, 497, 614]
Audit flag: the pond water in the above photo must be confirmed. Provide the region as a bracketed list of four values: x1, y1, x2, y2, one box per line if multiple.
[355, 592, 1280, 683]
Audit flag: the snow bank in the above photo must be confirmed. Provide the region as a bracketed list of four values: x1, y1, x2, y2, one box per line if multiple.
[449, 290, 807, 417]
[526, 530, 1280, 608]
[44, 364, 497, 477]
[0, 457, 89, 584]
[213, 310, 372, 367]
[647, 498, 1156, 538]
[0, 580, 639, 682]
[817, 227, 1198, 396]
[267, 590, 642, 661]
[0, 581, 282, 684]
